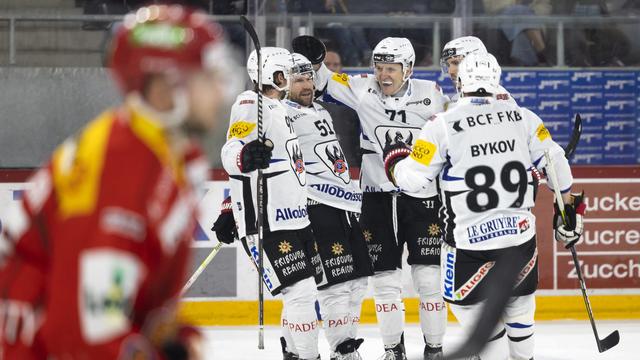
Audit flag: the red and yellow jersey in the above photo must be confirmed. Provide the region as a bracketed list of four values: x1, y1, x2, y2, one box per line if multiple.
[0, 106, 201, 359]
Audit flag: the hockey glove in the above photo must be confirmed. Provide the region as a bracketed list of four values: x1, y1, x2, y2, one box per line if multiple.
[237, 139, 273, 173]
[212, 196, 237, 244]
[292, 35, 327, 65]
[382, 142, 412, 185]
[553, 192, 586, 249]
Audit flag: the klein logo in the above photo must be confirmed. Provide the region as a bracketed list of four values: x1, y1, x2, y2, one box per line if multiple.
[250, 245, 273, 289]
[443, 250, 456, 300]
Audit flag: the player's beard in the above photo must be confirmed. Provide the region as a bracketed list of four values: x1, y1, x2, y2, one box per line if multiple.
[289, 90, 313, 107]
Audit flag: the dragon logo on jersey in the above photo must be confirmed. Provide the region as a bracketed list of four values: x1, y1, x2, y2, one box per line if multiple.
[285, 139, 306, 186]
[326, 145, 347, 174]
[385, 130, 414, 148]
[374, 125, 421, 157]
[314, 140, 351, 184]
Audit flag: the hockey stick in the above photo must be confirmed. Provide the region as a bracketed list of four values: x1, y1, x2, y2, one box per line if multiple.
[544, 114, 620, 353]
[181, 242, 224, 295]
[444, 252, 524, 359]
[240, 15, 265, 350]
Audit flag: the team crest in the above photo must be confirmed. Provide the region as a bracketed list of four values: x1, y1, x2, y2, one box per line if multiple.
[326, 145, 347, 174]
[374, 125, 421, 154]
[314, 140, 351, 184]
[285, 139, 306, 186]
[363, 230, 373, 242]
[428, 223, 441, 237]
[278, 240, 293, 254]
[331, 243, 344, 256]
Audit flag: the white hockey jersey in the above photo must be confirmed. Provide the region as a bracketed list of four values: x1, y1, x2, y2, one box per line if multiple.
[221, 91, 310, 238]
[283, 99, 362, 213]
[314, 64, 449, 197]
[393, 96, 573, 251]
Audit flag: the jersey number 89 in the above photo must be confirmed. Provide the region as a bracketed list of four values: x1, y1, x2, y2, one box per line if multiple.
[464, 161, 528, 212]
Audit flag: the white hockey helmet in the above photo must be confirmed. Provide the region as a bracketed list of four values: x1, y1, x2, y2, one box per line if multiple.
[457, 52, 501, 95]
[372, 37, 415, 81]
[247, 47, 293, 91]
[440, 36, 488, 74]
[290, 53, 314, 79]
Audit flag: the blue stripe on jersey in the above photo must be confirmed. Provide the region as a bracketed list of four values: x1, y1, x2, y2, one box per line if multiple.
[442, 162, 463, 181]
[270, 158, 287, 164]
[533, 155, 543, 167]
[506, 322, 533, 329]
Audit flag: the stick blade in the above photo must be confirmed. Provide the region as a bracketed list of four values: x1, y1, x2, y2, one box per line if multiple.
[598, 330, 620, 353]
[565, 113, 582, 160]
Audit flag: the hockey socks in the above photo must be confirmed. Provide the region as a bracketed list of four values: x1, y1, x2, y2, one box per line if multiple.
[372, 270, 405, 347]
[412, 265, 446, 347]
[281, 278, 320, 359]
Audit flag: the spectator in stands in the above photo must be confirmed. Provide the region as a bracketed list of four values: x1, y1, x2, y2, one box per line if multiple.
[287, 0, 371, 66]
[482, 0, 549, 66]
[553, 0, 629, 66]
[324, 50, 343, 73]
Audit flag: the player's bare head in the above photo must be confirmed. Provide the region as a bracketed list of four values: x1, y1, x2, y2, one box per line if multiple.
[288, 53, 315, 107]
[458, 53, 501, 97]
[247, 47, 292, 98]
[372, 37, 415, 96]
[324, 51, 342, 73]
[441, 36, 487, 86]
[109, 5, 237, 133]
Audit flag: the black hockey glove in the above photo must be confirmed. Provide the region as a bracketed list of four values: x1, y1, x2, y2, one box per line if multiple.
[553, 192, 586, 249]
[212, 196, 237, 244]
[292, 35, 327, 65]
[382, 142, 412, 185]
[237, 139, 273, 173]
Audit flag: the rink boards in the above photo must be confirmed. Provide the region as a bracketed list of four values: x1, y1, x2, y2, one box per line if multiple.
[0, 169, 639, 324]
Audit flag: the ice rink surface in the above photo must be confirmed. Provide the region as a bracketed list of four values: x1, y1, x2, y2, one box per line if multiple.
[203, 320, 639, 360]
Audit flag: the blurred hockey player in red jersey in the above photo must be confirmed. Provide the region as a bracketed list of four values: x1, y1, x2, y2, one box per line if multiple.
[0, 5, 237, 359]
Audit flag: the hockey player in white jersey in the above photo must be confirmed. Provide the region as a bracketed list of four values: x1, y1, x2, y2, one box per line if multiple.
[440, 36, 516, 107]
[220, 47, 324, 360]
[281, 53, 374, 360]
[384, 53, 586, 360]
[296, 36, 449, 360]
